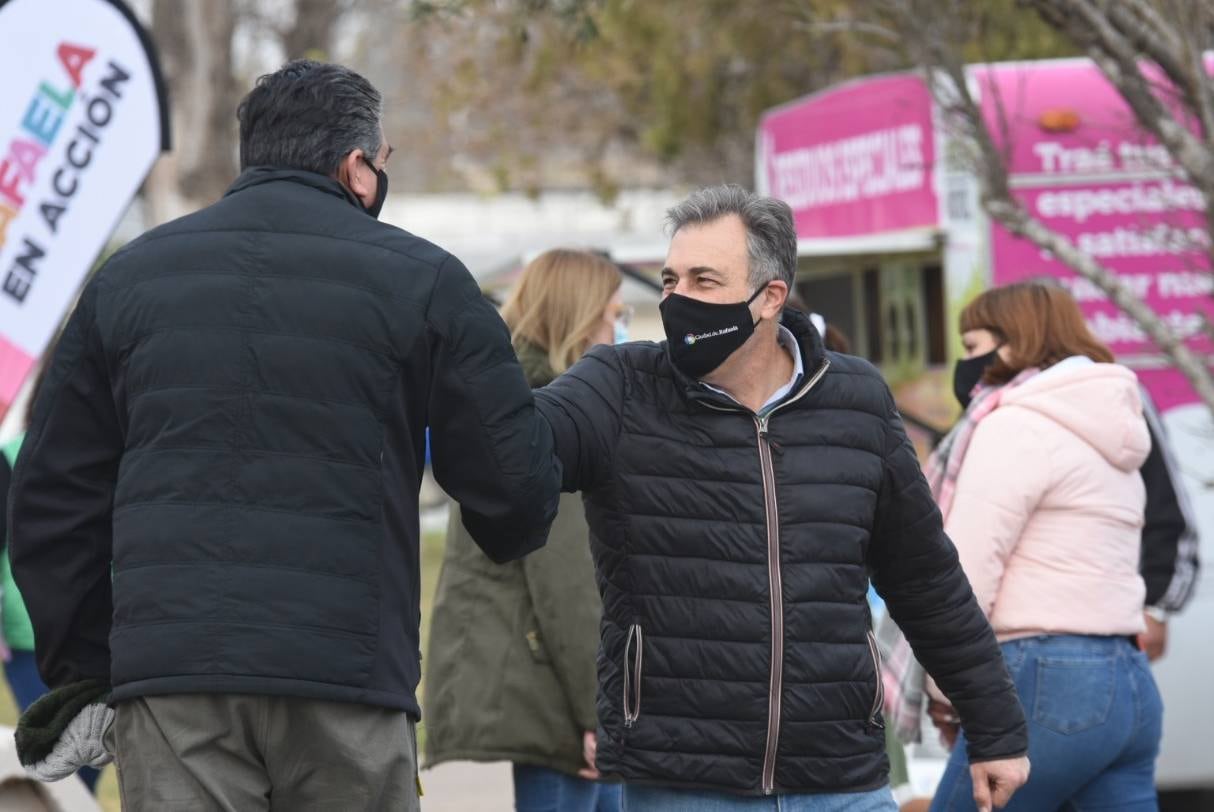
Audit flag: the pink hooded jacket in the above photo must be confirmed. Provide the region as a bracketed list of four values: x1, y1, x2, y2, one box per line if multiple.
[945, 358, 1151, 640]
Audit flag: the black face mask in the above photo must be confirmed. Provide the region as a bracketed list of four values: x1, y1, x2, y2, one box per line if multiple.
[361, 155, 388, 219]
[660, 285, 767, 379]
[953, 348, 1000, 409]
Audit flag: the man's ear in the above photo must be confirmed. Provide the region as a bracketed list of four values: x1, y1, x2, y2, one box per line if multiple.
[337, 149, 371, 201]
[761, 280, 789, 321]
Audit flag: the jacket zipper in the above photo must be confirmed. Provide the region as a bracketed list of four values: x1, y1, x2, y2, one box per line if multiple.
[623, 623, 644, 728]
[702, 359, 830, 795]
[755, 416, 783, 794]
[866, 630, 886, 731]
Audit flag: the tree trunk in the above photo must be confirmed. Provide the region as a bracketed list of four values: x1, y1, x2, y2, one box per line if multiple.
[282, 0, 347, 61]
[145, 0, 240, 224]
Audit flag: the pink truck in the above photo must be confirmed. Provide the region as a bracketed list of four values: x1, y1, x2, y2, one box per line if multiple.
[757, 59, 1212, 798]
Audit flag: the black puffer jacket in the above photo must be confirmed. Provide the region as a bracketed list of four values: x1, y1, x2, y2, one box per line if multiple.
[535, 310, 1027, 796]
[8, 168, 559, 717]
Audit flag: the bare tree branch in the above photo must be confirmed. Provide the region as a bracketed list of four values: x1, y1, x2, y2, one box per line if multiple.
[1115, 0, 1214, 145]
[1022, 0, 1214, 191]
[867, 0, 1214, 416]
[1020, 0, 1214, 276]
[989, 199, 1214, 411]
[1199, 311, 1214, 346]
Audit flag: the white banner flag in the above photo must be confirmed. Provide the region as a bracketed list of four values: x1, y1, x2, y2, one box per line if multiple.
[0, 0, 169, 419]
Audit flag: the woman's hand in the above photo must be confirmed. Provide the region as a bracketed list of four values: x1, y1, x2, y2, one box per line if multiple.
[1138, 612, 1168, 661]
[577, 731, 601, 780]
[928, 698, 961, 750]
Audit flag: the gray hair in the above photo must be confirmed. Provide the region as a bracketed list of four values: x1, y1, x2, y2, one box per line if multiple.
[237, 60, 383, 175]
[665, 184, 798, 290]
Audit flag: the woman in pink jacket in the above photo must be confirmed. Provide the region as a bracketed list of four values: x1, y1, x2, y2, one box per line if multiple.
[929, 282, 1162, 812]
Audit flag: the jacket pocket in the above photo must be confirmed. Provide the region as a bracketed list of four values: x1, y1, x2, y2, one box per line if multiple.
[623, 623, 644, 728]
[866, 630, 886, 729]
[1033, 655, 1116, 734]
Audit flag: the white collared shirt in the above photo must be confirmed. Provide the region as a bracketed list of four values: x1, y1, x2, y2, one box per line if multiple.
[701, 326, 804, 415]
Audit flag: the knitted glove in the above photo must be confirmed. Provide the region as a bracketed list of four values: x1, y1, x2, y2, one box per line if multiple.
[15, 679, 113, 782]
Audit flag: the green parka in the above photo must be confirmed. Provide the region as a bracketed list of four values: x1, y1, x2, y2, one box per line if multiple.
[423, 344, 601, 776]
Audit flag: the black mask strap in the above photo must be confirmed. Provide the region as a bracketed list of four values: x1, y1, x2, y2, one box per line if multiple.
[747, 282, 769, 325]
[360, 155, 388, 219]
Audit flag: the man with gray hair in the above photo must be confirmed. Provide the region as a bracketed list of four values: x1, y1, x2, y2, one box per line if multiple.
[535, 184, 1030, 810]
[8, 60, 559, 810]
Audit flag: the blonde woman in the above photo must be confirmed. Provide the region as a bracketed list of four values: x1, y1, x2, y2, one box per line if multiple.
[424, 249, 627, 812]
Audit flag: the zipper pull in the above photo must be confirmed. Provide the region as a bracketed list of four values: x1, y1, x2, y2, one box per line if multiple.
[758, 420, 783, 455]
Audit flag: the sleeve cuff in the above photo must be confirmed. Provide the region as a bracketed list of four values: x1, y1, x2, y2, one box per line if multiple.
[1145, 606, 1169, 623]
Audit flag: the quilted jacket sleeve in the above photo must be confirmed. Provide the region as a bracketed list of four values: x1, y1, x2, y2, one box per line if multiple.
[426, 255, 561, 564]
[1138, 392, 1200, 613]
[869, 387, 1029, 763]
[9, 281, 121, 688]
[534, 345, 626, 494]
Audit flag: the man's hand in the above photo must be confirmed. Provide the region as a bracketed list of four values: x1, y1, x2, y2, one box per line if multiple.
[577, 731, 600, 780]
[1138, 612, 1168, 661]
[970, 756, 1030, 812]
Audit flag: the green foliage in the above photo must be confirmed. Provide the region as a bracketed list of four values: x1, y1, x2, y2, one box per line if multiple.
[415, 0, 1078, 192]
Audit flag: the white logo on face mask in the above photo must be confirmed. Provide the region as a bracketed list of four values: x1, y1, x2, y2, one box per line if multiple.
[684, 325, 740, 346]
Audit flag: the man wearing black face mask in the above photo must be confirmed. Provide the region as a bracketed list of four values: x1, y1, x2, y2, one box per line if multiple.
[7, 60, 559, 810]
[534, 185, 1030, 810]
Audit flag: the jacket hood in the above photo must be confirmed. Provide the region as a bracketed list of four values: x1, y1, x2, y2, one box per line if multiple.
[1000, 359, 1149, 472]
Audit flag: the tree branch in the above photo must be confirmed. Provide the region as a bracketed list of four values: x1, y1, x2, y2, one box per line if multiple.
[876, 0, 1214, 417]
[1023, 0, 1214, 193]
[990, 199, 1214, 406]
[1115, 0, 1214, 145]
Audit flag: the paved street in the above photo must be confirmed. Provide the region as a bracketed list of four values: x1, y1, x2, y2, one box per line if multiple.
[420, 761, 513, 812]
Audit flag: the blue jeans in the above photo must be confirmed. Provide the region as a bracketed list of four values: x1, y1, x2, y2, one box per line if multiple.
[5, 650, 102, 793]
[931, 635, 1162, 812]
[514, 764, 621, 812]
[621, 784, 896, 811]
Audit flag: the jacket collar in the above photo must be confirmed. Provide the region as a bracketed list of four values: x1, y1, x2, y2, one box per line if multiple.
[225, 166, 365, 210]
[676, 307, 829, 412]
